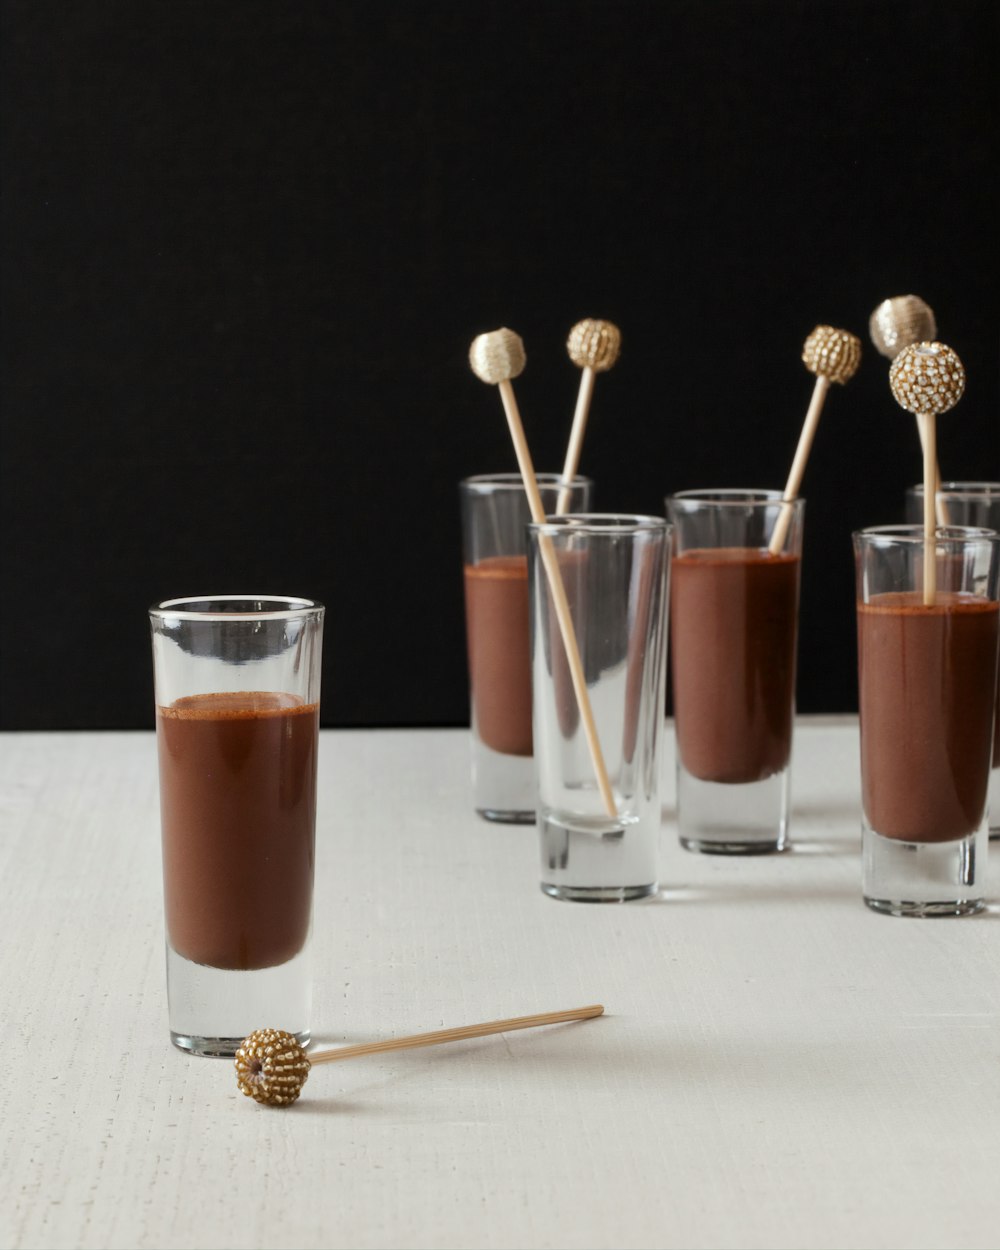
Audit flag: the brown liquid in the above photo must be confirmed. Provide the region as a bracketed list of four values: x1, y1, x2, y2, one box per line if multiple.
[858, 592, 999, 842]
[670, 548, 800, 784]
[994, 675, 1000, 769]
[157, 691, 318, 970]
[463, 556, 532, 756]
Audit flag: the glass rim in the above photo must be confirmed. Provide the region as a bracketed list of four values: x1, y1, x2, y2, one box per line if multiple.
[852, 524, 1000, 546]
[528, 512, 669, 536]
[907, 481, 1000, 499]
[149, 595, 324, 622]
[666, 488, 797, 506]
[461, 472, 593, 490]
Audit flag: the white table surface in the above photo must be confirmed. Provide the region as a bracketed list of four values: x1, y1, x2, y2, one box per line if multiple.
[2, 719, 999, 1250]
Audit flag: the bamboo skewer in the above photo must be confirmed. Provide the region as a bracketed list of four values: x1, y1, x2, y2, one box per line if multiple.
[235, 1006, 605, 1106]
[888, 341, 967, 607]
[769, 326, 861, 555]
[557, 320, 621, 514]
[771, 374, 829, 548]
[558, 366, 595, 514]
[915, 416, 946, 527]
[312, 1004, 604, 1066]
[470, 328, 617, 819]
[918, 411, 937, 604]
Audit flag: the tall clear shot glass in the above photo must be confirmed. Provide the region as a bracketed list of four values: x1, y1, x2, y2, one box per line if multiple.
[460, 474, 592, 822]
[666, 490, 804, 854]
[150, 595, 324, 1055]
[854, 527, 1000, 916]
[528, 514, 670, 902]
[906, 483, 1000, 838]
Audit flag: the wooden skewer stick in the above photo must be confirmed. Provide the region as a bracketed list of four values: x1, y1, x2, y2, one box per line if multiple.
[769, 326, 861, 555]
[312, 1004, 604, 1066]
[915, 414, 947, 527]
[558, 367, 595, 514]
[557, 320, 621, 514]
[469, 328, 617, 818]
[235, 1006, 605, 1106]
[870, 295, 948, 526]
[888, 341, 967, 607]
[917, 412, 937, 605]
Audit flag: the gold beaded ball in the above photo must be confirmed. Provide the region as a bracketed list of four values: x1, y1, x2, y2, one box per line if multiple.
[802, 325, 862, 384]
[566, 319, 622, 372]
[889, 341, 966, 416]
[469, 328, 526, 385]
[869, 295, 937, 360]
[235, 1028, 311, 1107]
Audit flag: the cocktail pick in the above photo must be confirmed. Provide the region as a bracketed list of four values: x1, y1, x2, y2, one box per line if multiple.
[469, 328, 617, 817]
[870, 295, 947, 524]
[557, 319, 622, 513]
[235, 1004, 605, 1106]
[768, 325, 862, 555]
[889, 341, 966, 605]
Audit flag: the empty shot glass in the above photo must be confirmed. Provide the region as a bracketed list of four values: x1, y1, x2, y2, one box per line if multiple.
[907, 483, 1000, 837]
[854, 527, 1000, 916]
[461, 474, 592, 822]
[528, 514, 670, 901]
[150, 595, 324, 1055]
[666, 490, 804, 854]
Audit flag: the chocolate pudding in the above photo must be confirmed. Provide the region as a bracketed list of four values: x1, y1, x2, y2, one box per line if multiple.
[464, 555, 532, 756]
[994, 676, 1000, 769]
[157, 691, 318, 970]
[671, 548, 800, 784]
[858, 592, 999, 842]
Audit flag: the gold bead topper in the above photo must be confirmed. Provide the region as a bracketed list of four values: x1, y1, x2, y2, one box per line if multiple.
[802, 325, 862, 385]
[566, 319, 621, 372]
[869, 295, 937, 360]
[235, 1028, 311, 1106]
[469, 328, 526, 385]
[889, 341, 966, 416]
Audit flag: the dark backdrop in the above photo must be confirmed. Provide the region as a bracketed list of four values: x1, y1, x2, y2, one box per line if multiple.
[2, 0, 997, 729]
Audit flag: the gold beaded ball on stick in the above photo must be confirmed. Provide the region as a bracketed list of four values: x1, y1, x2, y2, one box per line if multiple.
[235, 1028, 311, 1106]
[469, 328, 526, 385]
[802, 325, 862, 385]
[566, 319, 621, 372]
[869, 295, 937, 360]
[889, 341, 966, 416]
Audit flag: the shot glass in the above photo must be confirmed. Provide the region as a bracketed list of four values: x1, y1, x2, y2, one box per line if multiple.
[854, 527, 1000, 916]
[666, 490, 804, 854]
[907, 483, 1000, 837]
[461, 473, 592, 822]
[527, 514, 670, 902]
[149, 595, 324, 1055]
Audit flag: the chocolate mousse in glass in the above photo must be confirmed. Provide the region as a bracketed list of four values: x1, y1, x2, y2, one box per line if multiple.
[854, 526, 1000, 916]
[460, 474, 592, 821]
[666, 490, 804, 853]
[906, 483, 1000, 838]
[149, 596, 324, 1055]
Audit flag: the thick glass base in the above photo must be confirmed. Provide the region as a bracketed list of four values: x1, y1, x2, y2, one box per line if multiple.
[170, 1029, 311, 1058]
[541, 882, 658, 903]
[862, 821, 987, 917]
[472, 738, 535, 824]
[538, 809, 658, 903]
[477, 805, 535, 825]
[166, 941, 311, 1056]
[676, 760, 789, 854]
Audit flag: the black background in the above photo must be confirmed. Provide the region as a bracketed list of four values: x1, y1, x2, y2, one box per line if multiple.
[2, 0, 997, 730]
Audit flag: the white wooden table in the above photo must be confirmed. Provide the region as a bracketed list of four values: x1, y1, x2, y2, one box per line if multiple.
[2, 720, 999, 1250]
